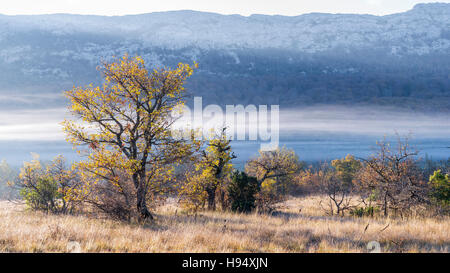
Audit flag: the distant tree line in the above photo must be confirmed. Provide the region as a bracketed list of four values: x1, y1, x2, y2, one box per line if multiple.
[2, 47, 449, 112]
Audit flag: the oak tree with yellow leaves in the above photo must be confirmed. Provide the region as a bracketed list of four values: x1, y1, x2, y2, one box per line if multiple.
[245, 147, 301, 212]
[62, 54, 199, 220]
[246, 146, 301, 194]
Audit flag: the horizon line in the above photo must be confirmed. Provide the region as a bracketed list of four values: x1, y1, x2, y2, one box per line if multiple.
[0, 3, 446, 18]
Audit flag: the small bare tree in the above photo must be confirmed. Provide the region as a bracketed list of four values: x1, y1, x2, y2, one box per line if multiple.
[358, 136, 429, 217]
[316, 162, 355, 216]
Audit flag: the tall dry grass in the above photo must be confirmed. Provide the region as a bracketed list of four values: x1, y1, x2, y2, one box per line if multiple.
[0, 196, 448, 253]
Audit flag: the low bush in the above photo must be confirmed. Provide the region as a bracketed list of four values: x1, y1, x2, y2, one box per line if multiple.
[227, 171, 259, 213]
[350, 206, 379, 217]
[16, 155, 81, 214]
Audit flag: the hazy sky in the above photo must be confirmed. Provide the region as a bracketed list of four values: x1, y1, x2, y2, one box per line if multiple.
[1, 0, 449, 16]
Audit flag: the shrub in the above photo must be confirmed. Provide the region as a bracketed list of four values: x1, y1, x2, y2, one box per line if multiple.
[350, 206, 379, 217]
[227, 171, 259, 213]
[16, 154, 81, 214]
[20, 177, 60, 212]
[429, 170, 450, 207]
[255, 178, 285, 214]
[178, 172, 208, 212]
[73, 166, 171, 221]
[87, 173, 137, 221]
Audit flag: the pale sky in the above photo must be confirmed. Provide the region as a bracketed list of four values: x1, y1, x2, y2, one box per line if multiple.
[0, 0, 449, 16]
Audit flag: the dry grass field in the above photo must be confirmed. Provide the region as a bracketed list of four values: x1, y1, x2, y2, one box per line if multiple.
[0, 196, 448, 253]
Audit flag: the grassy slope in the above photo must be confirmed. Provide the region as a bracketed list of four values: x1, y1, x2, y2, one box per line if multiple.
[0, 196, 448, 253]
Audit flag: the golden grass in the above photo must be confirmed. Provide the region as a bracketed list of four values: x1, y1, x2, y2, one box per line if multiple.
[0, 196, 448, 253]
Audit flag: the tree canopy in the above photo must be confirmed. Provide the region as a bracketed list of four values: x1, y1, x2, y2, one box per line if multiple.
[62, 54, 199, 220]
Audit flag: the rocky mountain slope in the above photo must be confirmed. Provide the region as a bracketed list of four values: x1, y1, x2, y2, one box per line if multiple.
[0, 3, 449, 110]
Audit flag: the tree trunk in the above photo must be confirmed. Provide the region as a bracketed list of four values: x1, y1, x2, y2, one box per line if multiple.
[206, 187, 216, 211]
[220, 190, 227, 211]
[137, 189, 153, 220]
[134, 172, 154, 221]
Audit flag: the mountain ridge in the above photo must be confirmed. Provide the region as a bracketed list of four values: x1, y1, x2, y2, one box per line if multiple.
[0, 3, 449, 111]
[1, 2, 447, 18]
[0, 3, 449, 53]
